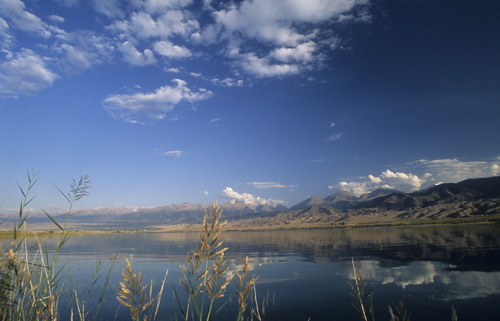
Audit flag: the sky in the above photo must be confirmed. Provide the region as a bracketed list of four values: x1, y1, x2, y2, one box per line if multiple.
[1, 0, 499, 212]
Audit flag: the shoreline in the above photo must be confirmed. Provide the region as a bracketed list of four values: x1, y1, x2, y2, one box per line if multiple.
[1, 214, 499, 236]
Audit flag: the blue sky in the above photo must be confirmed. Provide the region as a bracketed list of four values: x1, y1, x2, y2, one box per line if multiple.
[1, 0, 499, 212]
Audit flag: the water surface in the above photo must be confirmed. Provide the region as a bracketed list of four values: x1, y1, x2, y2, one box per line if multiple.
[31, 224, 500, 320]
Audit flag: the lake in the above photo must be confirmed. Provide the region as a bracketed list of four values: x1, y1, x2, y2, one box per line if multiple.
[24, 223, 500, 320]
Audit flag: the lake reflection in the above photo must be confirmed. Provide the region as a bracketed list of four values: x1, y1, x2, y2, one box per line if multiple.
[37, 224, 500, 320]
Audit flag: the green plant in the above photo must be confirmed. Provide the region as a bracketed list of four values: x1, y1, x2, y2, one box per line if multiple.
[174, 202, 233, 321]
[0, 171, 91, 321]
[72, 257, 117, 321]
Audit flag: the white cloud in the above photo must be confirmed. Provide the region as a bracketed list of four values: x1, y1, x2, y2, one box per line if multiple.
[53, 0, 79, 7]
[221, 187, 284, 207]
[60, 44, 91, 71]
[0, 0, 50, 37]
[336, 181, 371, 196]
[247, 182, 298, 189]
[239, 53, 299, 78]
[380, 169, 426, 191]
[0, 49, 58, 97]
[211, 77, 244, 87]
[327, 133, 343, 141]
[333, 157, 500, 196]
[103, 79, 213, 123]
[411, 158, 500, 183]
[141, 0, 193, 14]
[335, 170, 427, 196]
[93, 0, 125, 19]
[49, 15, 65, 23]
[200, 0, 369, 78]
[109, 10, 199, 41]
[0, 17, 12, 48]
[270, 41, 316, 63]
[163, 150, 182, 158]
[164, 67, 179, 73]
[213, 0, 366, 45]
[119, 41, 156, 66]
[153, 40, 191, 58]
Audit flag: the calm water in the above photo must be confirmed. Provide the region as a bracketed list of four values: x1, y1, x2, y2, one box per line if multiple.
[27, 224, 500, 320]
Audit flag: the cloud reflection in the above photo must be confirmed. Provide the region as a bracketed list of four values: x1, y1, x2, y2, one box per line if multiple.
[346, 260, 500, 300]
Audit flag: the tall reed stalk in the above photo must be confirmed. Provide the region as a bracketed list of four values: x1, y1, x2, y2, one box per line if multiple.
[349, 258, 375, 321]
[0, 170, 91, 321]
[173, 202, 233, 321]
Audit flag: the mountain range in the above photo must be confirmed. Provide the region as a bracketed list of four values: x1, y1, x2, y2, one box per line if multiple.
[12, 176, 500, 230]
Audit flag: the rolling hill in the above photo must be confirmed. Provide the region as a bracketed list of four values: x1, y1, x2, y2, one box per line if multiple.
[9, 176, 500, 231]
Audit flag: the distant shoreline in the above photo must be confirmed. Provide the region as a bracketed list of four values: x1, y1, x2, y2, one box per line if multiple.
[2, 214, 499, 237]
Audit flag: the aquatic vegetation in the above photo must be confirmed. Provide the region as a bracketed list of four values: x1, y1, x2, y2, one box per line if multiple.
[0, 170, 93, 320]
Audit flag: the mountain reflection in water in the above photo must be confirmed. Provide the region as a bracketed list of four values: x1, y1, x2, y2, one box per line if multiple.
[35, 224, 500, 320]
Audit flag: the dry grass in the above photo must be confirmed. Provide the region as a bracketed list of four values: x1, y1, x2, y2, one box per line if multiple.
[235, 256, 258, 321]
[116, 259, 168, 321]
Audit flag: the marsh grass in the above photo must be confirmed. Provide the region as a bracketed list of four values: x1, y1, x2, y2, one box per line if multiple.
[0, 171, 93, 321]
[71, 257, 117, 321]
[116, 259, 167, 321]
[173, 202, 234, 321]
[349, 258, 375, 321]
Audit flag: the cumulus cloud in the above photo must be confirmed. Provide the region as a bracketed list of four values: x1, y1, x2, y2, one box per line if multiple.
[53, 0, 79, 7]
[49, 15, 65, 23]
[247, 182, 298, 189]
[334, 169, 428, 196]
[221, 187, 284, 207]
[141, 0, 193, 14]
[411, 158, 500, 183]
[239, 53, 300, 78]
[211, 77, 244, 87]
[108, 10, 199, 41]
[0, 17, 12, 48]
[103, 79, 213, 123]
[212, 0, 367, 45]
[0, 0, 373, 101]
[164, 67, 179, 73]
[93, 0, 125, 19]
[119, 41, 156, 66]
[0, 0, 50, 37]
[201, 0, 370, 77]
[332, 157, 500, 196]
[153, 40, 191, 58]
[270, 41, 316, 63]
[0, 49, 58, 97]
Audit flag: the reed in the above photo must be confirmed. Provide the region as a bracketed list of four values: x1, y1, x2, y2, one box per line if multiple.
[235, 257, 258, 321]
[389, 300, 411, 321]
[174, 202, 234, 321]
[349, 258, 375, 321]
[0, 171, 92, 321]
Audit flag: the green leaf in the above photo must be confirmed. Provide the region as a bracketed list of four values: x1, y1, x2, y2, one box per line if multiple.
[43, 209, 63, 231]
